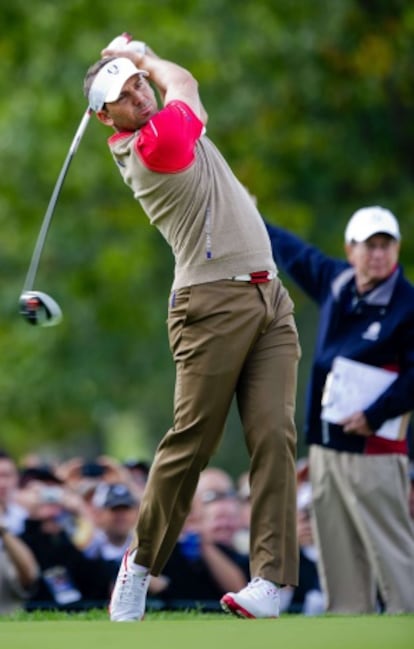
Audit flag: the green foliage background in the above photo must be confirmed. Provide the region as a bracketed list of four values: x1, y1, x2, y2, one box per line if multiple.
[1, 0, 413, 473]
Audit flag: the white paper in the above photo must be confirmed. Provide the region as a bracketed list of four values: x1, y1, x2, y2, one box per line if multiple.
[321, 356, 408, 440]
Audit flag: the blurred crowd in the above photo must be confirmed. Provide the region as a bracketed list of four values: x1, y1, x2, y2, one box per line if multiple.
[2, 448, 412, 617]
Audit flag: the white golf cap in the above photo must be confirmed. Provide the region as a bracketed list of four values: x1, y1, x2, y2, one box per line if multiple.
[88, 57, 148, 112]
[345, 206, 400, 243]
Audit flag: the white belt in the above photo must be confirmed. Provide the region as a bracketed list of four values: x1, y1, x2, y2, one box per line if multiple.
[230, 270, 276, 283]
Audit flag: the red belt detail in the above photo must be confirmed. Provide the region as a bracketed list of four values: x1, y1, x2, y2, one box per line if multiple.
[249, 271, 272, 283]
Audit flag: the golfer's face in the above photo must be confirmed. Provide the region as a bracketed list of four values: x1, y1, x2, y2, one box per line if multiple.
[105, 74, 158, 130]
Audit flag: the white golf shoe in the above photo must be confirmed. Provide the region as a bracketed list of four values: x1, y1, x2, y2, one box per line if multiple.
[220, 577, 280, 618]
[109, 550, 150, 622]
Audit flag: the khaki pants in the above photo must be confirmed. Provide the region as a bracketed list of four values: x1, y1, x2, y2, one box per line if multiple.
[135, 277, 300, 585]
[310, 444, 414, 613]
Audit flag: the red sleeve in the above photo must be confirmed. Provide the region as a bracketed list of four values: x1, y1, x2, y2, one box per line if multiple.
[134, 101, 204, 173]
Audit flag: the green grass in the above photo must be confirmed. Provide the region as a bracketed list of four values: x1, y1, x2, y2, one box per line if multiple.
[1, 610, 413, 649]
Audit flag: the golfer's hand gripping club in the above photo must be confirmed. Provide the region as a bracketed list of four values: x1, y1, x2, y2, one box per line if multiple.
[103, 33, 146, 56]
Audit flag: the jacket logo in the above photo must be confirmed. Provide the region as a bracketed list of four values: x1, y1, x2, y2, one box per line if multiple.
[362, 321, 381, 341]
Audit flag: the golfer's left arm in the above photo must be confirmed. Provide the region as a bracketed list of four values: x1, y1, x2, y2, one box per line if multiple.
[102, 45, 208, 124]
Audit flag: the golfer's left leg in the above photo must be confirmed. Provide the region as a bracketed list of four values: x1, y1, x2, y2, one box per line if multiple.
[237, 280, 300, 586]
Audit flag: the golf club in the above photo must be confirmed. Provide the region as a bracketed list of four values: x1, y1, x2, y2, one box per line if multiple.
[19, 33, 136, 327]
[19, 107, 92, 326]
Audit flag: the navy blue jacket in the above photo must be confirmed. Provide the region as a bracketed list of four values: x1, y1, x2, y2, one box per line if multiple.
[266, 222, 414, 454]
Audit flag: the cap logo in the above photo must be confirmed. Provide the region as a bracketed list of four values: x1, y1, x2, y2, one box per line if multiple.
[106, 63, 122, 75]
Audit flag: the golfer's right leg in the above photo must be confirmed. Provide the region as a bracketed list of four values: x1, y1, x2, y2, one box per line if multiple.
[109, 282, 260, 620]
[136, 283, 254, 575]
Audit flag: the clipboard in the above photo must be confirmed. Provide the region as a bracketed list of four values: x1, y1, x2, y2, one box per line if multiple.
[321, 356, 410, 440]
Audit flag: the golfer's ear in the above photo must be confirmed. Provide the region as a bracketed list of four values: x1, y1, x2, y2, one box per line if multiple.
[95, 109, 114, 127]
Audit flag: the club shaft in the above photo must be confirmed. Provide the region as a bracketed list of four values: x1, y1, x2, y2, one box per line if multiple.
[23, 108, 92, 291]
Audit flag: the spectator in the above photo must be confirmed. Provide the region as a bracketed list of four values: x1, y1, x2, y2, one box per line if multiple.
[0, 462, 39, 616]
[193, 468, 237, 510]
[84, 35, 300, 622]
[195, 468, 247, 561]
[17, 463, 95, 551]
[0, 451, 28, 535]
[18, 465, 64, 491]
[84, 482, 140, 563]
[195, 468, 249, 578]
[18, 468, 114, 610]
[266, 206, 414, 613]
[53, 456, 139, 548]
[55, 455, 133, 497]
[0, 525, 39, 616]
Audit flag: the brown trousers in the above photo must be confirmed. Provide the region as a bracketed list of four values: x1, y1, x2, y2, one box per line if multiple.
[135, 277, 300, 586]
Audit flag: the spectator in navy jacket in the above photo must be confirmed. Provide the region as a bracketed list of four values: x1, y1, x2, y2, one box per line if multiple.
[266, 206, 414, 614]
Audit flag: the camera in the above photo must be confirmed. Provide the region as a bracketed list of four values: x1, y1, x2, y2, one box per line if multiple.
[41, 486, 63, 504]
[81, 462, 107, 478]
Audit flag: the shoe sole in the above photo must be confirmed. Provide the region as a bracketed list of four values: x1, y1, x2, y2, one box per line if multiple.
[220, 594, 256, 619]
[108, 602, 145, 622]
[220, 594, 278, 619]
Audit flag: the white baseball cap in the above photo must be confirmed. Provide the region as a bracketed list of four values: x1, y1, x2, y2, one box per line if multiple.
[88, 57, 148, 112]
[345, 206, 401, 243]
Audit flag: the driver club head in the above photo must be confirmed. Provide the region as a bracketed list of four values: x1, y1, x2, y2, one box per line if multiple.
[19, 290, 63, 327]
